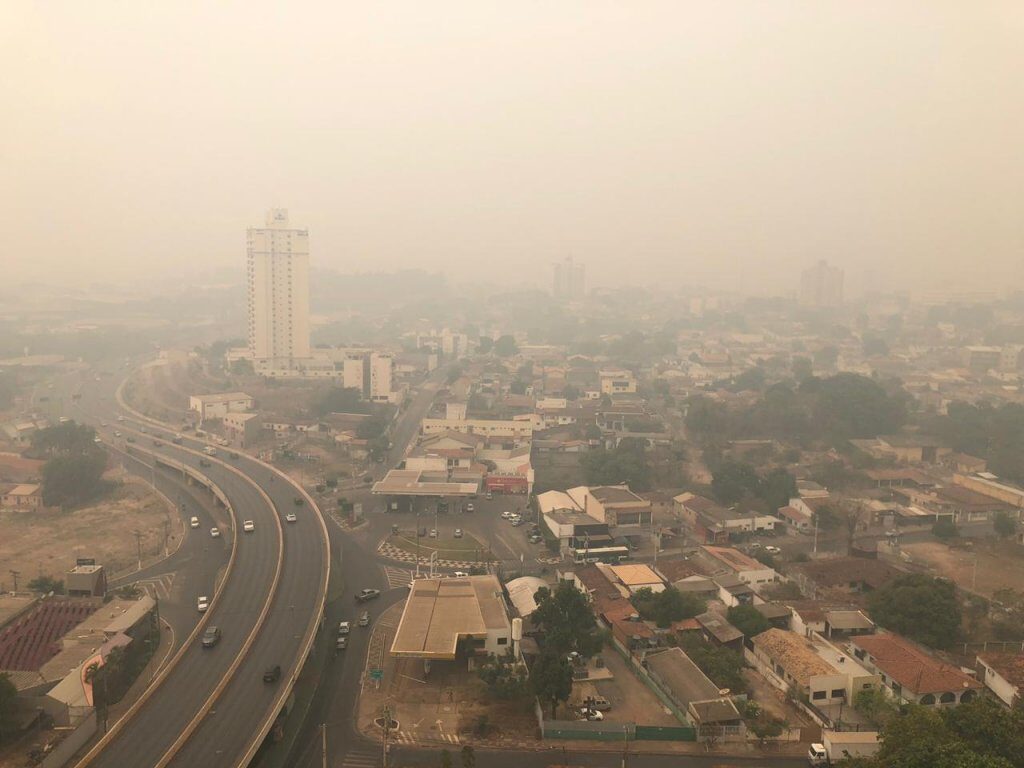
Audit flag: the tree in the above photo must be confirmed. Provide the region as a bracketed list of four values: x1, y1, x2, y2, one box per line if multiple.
[477, 336, 493, 354]
[580, 438, 651, 491]
[994, 511, 1016, 539]
[477, 652, 529, 699]
[852, 687, 898, 729]
[229, 358, 254, 375]
[356, 414, 387, 440]
[679, 635, 747, 695]
[932, 519, 959, 541]
[726, 605, 770, 638]
[27, 576, 65, 595]
[711, 460, 760, 505]
[30, 422, 98, 458]
[867, 574, 961, 649]
[494, 335, 518, 357]
[759, 468, 797, 511]
[748, 717, 785, 746]
[530, 651, 573, 718]
[312, 386, 369, 416]
[0, 673, 17, 745]
[631, 587, 705, 628]
[42, 451, 108, 507]
[439, 749, 453, 768]
[460, 745, 476, 768]
[531, 583, 603, 657]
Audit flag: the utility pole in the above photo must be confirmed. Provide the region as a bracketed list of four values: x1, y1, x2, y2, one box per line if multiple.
[163, 519, 170, 557]
[320, 723, 327, 768]
[9, 570, 20, 592]
[813, 515, 819, 555]
[133, 530, 143, 570]
[382, 705, 391, 768]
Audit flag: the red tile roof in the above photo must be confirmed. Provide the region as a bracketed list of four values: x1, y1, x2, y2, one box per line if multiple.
[853, 634, 982, 695]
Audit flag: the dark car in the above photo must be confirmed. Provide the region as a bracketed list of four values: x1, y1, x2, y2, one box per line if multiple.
[263, 664, 282, 683]
[355, 589, 381, 603]
[335, 636, 348, 651]
[358, 611, 370, 627]
[201, 626, 221, 648]
[229, 451, 240, 460]
[199, 458, 211, 467]
[294, 497, 305, 506]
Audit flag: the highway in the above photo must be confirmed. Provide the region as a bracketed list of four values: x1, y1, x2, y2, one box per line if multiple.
[59, 366, 329, 768]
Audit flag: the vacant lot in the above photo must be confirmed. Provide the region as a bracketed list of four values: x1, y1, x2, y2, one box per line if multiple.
[902, 539, 1024, 598]
[0, 477, 180, 589]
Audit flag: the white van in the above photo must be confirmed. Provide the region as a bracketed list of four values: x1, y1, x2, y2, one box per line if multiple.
[203, 446, 217, 456]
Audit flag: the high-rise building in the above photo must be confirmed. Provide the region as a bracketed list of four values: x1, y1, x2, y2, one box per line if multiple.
[247, 209, 311, 368]
[553, 257, 586, 299]
[369, 352, 394, 403]
[800, 260, 844, 308]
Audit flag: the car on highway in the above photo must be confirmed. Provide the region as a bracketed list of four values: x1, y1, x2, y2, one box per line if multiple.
[453, 528, 463, 538]
[485, 491, 493, 500]
[199, 458, 211, 467]
[263, 665, 282, 684]
[93, 436, 102, 444]
[229, 451, 239, 460]
[172, 435, 183, 444]
[501, 510, 514, 520]
[338, 621, 351, 636]
[190, 516, 200, 529]
[335, 636, 348, 651]
[293, 497, 305, 506]
[285, 512, 297, 523]
[203, 446, 217, 456]
[116, 415, 125, 422]
[125, 436, 136, 443]
[355, 588, 381, 603]
[197, 596, 209, 613]
[358, 611, 370, 627]
[465, 503, 474, 513]
[429, 529, 437, 538]
[201, 626, 221, 648]
[243, 520, 255, 533]
[510, 517, 524, 526]
[210, 527, 221, 538]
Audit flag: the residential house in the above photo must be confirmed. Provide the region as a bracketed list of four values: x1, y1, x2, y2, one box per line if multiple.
[188, 392, 254, 421]
[850, 633, 982, 707]
[976, 651, 1024, 708]
[695, 611, 744, 651]
[788, 557, 905, 600]
[1, 483, 44, 510]
[645, 647, 743, 731]
[566, 485, 653, 528]
[700, 546, 777, 588]
[675, 492, 776, 544]
[749, 629, 880, 717]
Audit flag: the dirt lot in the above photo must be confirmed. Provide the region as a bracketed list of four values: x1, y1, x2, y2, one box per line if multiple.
[582, 649, 679, 726]
[902, 539, 1024, 598]
[0, 476, 181, 589]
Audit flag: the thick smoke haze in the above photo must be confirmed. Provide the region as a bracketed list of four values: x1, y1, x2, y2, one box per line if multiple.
[3, 2, 1023, 296]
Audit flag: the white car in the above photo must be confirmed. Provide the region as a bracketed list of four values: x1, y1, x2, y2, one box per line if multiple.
[764, 545, 781, 554]
[338, 621, 351, 636]
[243, 520, 255, 532]
[452, 571, 469, 578]
[210, 527, 221, 538]
[578, 708, 603, 721]
[197, 596, 209, 613]
[285, 513, 297, 523]
[501, 510, 515, 520]
[189, 516, 200, 529]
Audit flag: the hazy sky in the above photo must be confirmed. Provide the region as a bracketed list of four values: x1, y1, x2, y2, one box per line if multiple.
[4, 2, 1023, 296]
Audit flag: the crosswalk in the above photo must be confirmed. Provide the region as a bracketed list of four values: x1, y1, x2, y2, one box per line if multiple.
[390, 730, 459, 745]
[382, 565, 413, 590]
[127, 573, 175, 600]
[338, 748, 380, 767]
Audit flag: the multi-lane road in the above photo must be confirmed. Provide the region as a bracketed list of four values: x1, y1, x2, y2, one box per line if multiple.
[57, 367, 329, 768]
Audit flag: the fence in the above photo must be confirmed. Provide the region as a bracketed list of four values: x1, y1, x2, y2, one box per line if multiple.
[541, 719, 635, 741]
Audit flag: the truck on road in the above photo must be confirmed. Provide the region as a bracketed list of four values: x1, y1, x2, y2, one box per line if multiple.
[808, 731, 880, 765]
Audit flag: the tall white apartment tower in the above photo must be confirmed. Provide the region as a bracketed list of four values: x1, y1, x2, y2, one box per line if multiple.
[247, 209, 311, 369]
[553, 257, 586, 300]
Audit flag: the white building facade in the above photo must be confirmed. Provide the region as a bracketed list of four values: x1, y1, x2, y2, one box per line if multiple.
[247, 209, 311, 369]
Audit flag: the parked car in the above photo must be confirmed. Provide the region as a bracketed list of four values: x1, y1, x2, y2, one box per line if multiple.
[501, 510, 515, 520]
[201, 626, 221, 648]
[243, 520, 255, 532]
[578, 708, 603, 721]
[528, 534, 543, 544]
[452, 571, 469, 578]
[210, 527, 221, 538]
[510, 517, 524, 526]
[429, 529, 438, 538]
[485, 491, 493, 500]
[465, 503, 474, 513]
[358, 611, 370, 627]
[585, 696, 612, 712]
[453, 528, 463, 538]
[197, 596, 209, 612]
[764, 545, 781, 554]
[189, 516, 200, 529]
[355, 589, 381, 603]
[263, 664, 281, 683]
